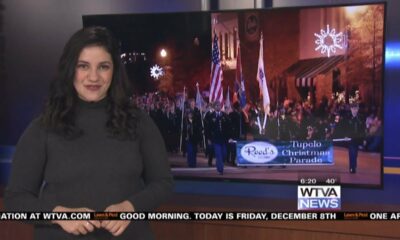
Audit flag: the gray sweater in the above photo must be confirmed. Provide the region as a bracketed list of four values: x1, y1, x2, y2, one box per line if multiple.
[4, 98, 174, 239]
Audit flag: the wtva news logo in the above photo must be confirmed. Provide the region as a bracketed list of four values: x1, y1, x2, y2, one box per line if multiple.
[297, 185, 341, 210]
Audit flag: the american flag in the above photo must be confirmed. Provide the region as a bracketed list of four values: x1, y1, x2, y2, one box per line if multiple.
[209, 33, 223, 103]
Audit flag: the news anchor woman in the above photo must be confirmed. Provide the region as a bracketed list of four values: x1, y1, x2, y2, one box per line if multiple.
[4, 26, 174, 239]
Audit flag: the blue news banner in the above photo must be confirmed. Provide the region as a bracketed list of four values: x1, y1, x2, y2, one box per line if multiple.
[236, 140, 333, 166]
[298, 185, 341, 211]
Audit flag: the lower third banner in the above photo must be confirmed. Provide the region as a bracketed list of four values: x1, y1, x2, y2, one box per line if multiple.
[1, 212, 400, 221]
[236, 140, 333, 166]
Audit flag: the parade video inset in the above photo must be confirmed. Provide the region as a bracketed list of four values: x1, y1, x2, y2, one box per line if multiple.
[84, 3, 384, 186]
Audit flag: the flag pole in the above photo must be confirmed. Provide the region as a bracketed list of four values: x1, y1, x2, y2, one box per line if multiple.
[196, 82, 206, 150]
[179, 86, 186, 153]
[277, 100, 280, 140]
[262, 107, 268, 134]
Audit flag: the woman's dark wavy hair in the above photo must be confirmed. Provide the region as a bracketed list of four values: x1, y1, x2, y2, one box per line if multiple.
[41, 26, 138, 140]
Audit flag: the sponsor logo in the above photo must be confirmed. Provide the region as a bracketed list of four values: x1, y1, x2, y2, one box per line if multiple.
[240, 141, 278, 163]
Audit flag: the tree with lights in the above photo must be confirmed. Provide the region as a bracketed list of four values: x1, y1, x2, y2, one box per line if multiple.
[345, 5, 384, 107]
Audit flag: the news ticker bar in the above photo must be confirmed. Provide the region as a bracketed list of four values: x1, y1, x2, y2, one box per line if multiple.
[1, 212, 400, 221]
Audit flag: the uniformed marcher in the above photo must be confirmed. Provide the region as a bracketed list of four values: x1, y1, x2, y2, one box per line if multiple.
[182, 110, 202, 167]
[206, 101, 229, 174]
[345, 101, 364, 173]
[165, 103, 180, 153]
[203, 103, 215, 166]
[227, 102, 247, 165]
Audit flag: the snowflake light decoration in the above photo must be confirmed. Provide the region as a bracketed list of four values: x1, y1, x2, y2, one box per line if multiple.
[150, 64, 164, 80]
[314, 25, 343, 57]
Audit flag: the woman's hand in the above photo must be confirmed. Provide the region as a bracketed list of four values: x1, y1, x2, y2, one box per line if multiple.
[52, 206, 101, 236]
[101, 200, 135, 237]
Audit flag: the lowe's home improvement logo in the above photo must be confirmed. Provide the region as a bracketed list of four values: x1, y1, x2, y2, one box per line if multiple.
[240, 142, 278, 164]
[298, 186, 341, 210]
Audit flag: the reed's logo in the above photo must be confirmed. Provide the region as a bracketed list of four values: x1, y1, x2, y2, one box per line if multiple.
[298, 185, 341, 210]
[241, 142, 278, 163]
